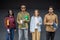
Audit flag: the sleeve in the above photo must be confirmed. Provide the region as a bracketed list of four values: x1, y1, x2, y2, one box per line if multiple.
[44, 15, 50, 25]
[28, 13, 30, 22]
[14, 17, 16, 29]
[25, 13, 30, 23]
[4, 17, 9, 29]
[44, 15, 47, 25]
[30, 16, 33, 32]
[55, 15, 58, 25]
[17, 13, 20, 24]
[55, 15, 58, 27]
[39, 17, 42, 25]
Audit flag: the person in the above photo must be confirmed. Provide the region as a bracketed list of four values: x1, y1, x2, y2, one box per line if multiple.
[4, 10, 16, 40]
[17, 5, 30, 40]
[44, 6, 58, 40]
[30, 9, 42, 40]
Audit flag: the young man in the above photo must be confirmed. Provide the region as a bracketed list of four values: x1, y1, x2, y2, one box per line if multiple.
[17, 5, 30, 40]
[44, 6, 58, 40]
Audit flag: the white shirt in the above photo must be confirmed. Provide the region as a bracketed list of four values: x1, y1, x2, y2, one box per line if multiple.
[34, 17, 39, 29]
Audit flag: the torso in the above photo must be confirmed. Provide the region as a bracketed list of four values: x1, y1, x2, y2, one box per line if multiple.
[45, 13, 57, 32]
[46, 14, 56, 23]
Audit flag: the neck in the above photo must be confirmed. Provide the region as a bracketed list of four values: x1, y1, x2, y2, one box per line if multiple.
[9, 15, 13, 17]
[49, 12, 54, 15]
[21, 11, 26, 13]
[35, 15, 39, 17]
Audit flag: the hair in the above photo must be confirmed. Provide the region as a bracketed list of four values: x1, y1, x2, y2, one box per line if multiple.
[33, 9, 40, 17]
[20, 5, 26, 8]
[49, 6, 54, 10]
[7, 9, 14, 17]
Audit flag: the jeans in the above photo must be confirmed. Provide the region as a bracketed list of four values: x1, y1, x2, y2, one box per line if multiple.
[18, 29, 28, 40]
[6, 28, 14, 40]
[46, 31, 55, 40]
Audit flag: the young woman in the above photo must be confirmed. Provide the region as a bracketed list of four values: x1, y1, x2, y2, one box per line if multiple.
[30, 9, 42, 40]
[4, 10, 16, 40]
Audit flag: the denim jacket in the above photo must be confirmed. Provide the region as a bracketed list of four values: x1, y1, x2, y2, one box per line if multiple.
[30, 16, 42, 32]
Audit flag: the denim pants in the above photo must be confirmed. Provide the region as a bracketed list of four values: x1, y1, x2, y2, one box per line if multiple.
[6, 28, 14, 40]
[18, 29, 28, 40]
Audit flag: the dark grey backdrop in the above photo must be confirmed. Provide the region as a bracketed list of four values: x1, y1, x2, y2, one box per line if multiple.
[0, 0, 60, 40]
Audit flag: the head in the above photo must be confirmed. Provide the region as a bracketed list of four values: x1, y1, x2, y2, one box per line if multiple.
[34, 9, 40, 17]
[8, 10, 14, 17]
[48, 6, 54, 13]
[20, 5, 26, 12]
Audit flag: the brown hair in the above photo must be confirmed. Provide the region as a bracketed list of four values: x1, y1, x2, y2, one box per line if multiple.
[49, 6, 54, 10]
[33, 9, 40, 17]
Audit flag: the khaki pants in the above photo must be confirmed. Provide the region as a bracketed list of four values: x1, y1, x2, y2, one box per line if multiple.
[32, 29, 40, 40]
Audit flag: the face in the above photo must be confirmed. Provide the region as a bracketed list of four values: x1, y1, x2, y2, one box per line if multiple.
[9, 10, 13, 16]
[21, 6, 26, 12]
[34, 10, 39, 16]
[49, 7, 54, 13]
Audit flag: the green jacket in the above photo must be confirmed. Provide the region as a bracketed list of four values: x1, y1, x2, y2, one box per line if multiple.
[17, 11, 30, 29]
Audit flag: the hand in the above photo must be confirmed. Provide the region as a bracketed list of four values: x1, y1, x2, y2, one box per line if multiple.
[23, 19, 29, 23]
[46, 22, 53, 25]
[7, 29, 10, 34]
[50, 22, 53, 25]
[20, 20, 23, 24]
[14, 29, 16, 31]
[37, 23, 40, 26]
[23, 19, 27, 22]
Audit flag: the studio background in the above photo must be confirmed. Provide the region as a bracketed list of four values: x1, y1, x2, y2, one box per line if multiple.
[0, 0, 60, 40]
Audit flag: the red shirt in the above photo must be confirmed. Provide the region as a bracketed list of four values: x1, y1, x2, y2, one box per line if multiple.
[4, 16, 16, 29]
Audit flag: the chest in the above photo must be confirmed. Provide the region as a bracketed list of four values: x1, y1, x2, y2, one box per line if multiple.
[20, 13, 28, 19]
[34, 17, 40, 22]
[9, 17, 14, 22]
[46, 15, 56, 22]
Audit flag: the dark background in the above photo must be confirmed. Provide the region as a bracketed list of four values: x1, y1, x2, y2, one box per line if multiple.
[0, 0, 60, 40]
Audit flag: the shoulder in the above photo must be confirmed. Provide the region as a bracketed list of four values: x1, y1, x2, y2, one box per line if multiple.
[54, 14, 58, 17]
[25, 11, 30, 15]
[45, 14, 49, 16]
[18, 11, 22, 14]
[39, 16, 42, 18]
[38, 16, 42, 20]
[44, 14, 49, 18]
[31, 16, 34, 19]
[26, 11, 29, 13]
[17, 12, 22, 15]
[4, 17, 9, 20]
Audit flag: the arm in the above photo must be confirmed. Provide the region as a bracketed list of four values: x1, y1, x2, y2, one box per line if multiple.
[39, 17, 42, 25]
[30, 17, 33, 32]
[44, 15, 52, 26]
[17, 13, 21, 24]
[44, 15, 47, 25]
[27, 13, 30, 22]
[55, 15, 58, 26]
[4, 17, 10, 33]
[14, 17, 16, 29]
[24, 13, 30, 23]
[4, 17, 9, 29]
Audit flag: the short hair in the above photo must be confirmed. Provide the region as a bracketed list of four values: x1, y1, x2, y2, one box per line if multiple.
[21, 5, 26, 8]
[49, 6, 54, 9]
